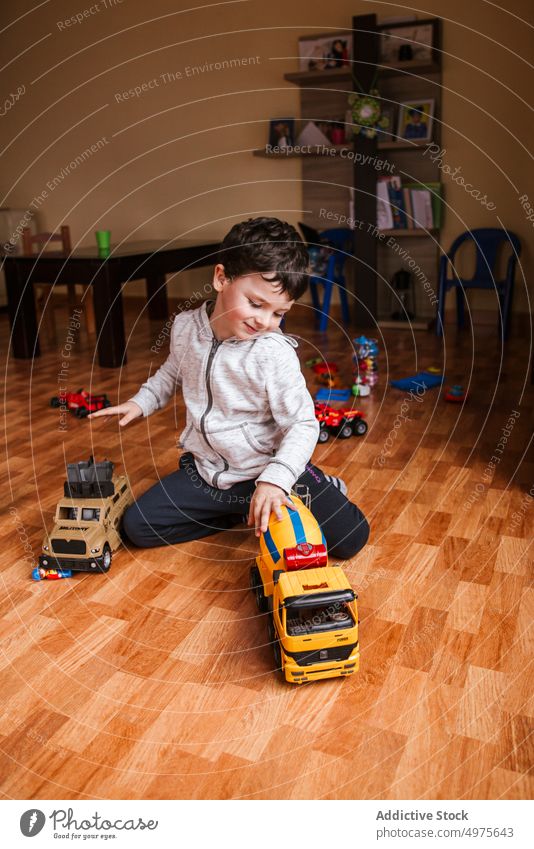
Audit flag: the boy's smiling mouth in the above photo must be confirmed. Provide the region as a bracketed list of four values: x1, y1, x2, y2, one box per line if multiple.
[244, 322, 259, 335]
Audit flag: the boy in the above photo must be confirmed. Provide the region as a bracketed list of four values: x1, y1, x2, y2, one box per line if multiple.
[90, 217, 369, 558]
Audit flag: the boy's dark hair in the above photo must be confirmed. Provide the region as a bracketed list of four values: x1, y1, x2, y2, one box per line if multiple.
[218, 217, 309, 299]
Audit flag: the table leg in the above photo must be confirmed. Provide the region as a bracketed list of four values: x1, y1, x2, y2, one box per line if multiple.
[92, 264, 127, 368]
[5, 260, 40, 359]
[146, 273, 168, 320]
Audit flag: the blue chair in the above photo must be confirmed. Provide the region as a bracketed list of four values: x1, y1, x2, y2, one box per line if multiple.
[436, 228, 521, 339]
[300, 224, 352, 332]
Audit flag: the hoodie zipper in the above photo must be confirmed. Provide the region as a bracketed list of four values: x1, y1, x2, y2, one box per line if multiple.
[199, 337, 229, 486]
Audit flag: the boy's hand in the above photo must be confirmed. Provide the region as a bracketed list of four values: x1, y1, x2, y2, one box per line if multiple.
[248, 482, 296, 537]
[88, 399, 143, 427]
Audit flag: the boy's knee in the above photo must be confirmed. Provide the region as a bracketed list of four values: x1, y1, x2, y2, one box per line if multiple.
[330, 514, 370, 560]
[122, 502, 150, 548]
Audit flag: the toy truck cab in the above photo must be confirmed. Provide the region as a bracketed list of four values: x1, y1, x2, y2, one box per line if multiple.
[270, 567, 359, 683]
[40, 457, 133, 573]
[250, 496, 359, 684]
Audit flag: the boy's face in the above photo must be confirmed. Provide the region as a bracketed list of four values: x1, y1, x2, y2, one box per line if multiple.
[210, 264, 294, 340]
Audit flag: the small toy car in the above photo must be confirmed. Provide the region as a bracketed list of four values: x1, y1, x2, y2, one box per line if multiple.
[32, 567, 72, 581]
[444, 384, 467, 403]
[50, 389, 111, 418]
[315, 402, 368, 443]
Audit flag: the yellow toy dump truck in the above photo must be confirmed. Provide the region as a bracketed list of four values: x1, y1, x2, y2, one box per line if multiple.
[39, 456, 133, 574]
[250, 493, 359, 684]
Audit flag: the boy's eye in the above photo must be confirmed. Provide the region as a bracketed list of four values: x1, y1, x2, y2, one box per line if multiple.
[248, 298, 285, 319]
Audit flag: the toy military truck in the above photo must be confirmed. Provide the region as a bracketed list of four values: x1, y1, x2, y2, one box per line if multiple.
[39, 456, 133, 573]
[250, 493, 359, 684]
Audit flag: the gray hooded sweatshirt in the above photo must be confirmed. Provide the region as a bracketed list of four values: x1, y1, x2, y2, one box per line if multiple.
[129, 301, 319, 492]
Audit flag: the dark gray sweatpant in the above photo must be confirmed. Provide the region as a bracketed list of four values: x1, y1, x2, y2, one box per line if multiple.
[123, 453, 369, 559]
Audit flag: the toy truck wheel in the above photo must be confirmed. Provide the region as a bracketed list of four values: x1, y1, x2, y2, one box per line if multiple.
[317, 428, 330, 444]
[250, 566, 268, 612]
[77, 408, 89, 418]
[339, 423, 353, 439]
[50, 396, 60, 408]
[101, 544, 112, 572]
[354, 419, 368, 436]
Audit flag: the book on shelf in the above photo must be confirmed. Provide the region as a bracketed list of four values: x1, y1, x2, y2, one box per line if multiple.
[411, 189, 433, 228]
[377, 179, 394, 230]
[403, 181, 443, 228]
[387, 176, 408, 229]
[376, 177, 443, 230]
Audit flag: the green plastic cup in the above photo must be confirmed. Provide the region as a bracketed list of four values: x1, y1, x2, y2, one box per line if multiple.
[95, 230, 111, 252]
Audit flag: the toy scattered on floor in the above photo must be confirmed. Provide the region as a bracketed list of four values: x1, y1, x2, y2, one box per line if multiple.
[315, 387, 352, 403]
[444, 384, 467, 402]
[50, 389, 111, 418]
[250, 491, 359, 684]
[311, 361, 340, 389]
[353, 336, 379, 393]
[32, 567, 72, 581]
[390, 371, 443, 392]
[315, 402, 368, 443]
[351, 382, 370, 397]
[38, 456, 133, 576]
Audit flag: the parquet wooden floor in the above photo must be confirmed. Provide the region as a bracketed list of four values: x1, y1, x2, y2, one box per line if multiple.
[1, 299, 532, 800]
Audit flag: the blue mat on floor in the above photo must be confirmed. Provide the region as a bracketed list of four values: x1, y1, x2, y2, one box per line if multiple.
[390, 371, 443, 392]
[315, 388, 352, 402]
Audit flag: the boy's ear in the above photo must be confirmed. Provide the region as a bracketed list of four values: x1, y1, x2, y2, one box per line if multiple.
[212, 263, 227, 292]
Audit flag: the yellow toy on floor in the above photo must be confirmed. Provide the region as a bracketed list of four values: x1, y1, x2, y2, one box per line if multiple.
[250, 491, 359, 684]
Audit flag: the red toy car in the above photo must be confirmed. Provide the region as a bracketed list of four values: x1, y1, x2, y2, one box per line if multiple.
[312, 362, 339, 389]
[315, 402, 368, 443]
[50, 389, 111, 418]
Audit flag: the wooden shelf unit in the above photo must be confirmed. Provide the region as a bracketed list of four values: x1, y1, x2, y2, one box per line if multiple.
[258, 14, 443, 327]
[351, 14, 443, 325]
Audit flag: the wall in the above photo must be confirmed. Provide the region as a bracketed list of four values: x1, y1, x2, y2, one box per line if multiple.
[1, 0, 532, 313]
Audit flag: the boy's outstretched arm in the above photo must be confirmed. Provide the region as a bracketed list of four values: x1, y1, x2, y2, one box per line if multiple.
[89, 315, 185, 424]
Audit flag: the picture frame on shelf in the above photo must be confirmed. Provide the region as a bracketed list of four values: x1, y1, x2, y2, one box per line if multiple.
[298, 31, 352, 72]
[379, 18, 440, 65]
[397, 99, 435, 142]
[268, 118, 296, 149]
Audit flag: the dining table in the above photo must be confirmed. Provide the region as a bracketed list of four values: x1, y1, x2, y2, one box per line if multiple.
[3, 238, 221, 368]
